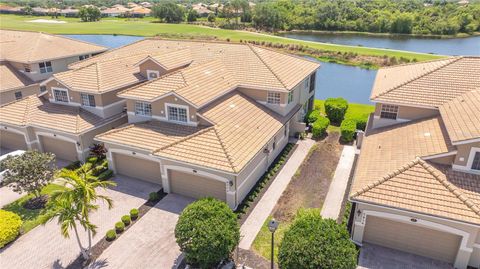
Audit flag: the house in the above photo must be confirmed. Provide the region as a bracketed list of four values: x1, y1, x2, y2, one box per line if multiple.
[349, 57, 480, 269]
[192, 3, 213, 16]
[101, 5, 130, 17]
[0, 30, 107, 105]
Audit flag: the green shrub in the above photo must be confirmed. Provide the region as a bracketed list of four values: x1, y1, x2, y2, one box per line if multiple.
[91, 165, 107, 177]
[100, 159, 109, 168]
[121, 215, 131, 225]
[340, 119, 357, 142]
[311, 116, 330, 138]
[278, 209, 358, 269]
[106, 229, 116, 241]
[149, 192, 160, 202]
[65, 160, 81, 170]
[97, 170, 113, 181]
[345, 114, 368, 131]
[175, 198, 240, 268]
[0, 210, 22, 248]
[306, 110, 322, 123]
[130, 208, 139, 220]
[86, 156, 98, 164]
[82, 162, 93, 172]
[324, 97, 348, 124]
[115, 221, 125, 233]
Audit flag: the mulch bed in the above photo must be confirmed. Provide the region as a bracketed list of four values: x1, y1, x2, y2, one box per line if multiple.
[66, 189, 167, 269]
[272, 131, 343, 222]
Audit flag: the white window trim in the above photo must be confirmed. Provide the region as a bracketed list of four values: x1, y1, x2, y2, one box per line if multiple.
[51, 87, 70, 103]
[380, 104, 400, 120]
[39, 61, 53, 74]
[147, 70, 160, 80]
[165, 103, 190, 124]
[467, 147, 480, 171]
[267, 91, 281, 105]
[304, 77, 310, 91]
[135, 101, 152, 117]
[80, 93, 96, 107]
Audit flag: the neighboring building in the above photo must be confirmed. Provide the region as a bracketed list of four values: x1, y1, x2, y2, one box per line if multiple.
[0, 30, 107, 104]
[192, 3, 213, 16]
[349, 57, 480, 269]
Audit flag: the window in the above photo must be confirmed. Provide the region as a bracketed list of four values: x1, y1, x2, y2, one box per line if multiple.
[267, 92, 281, 104]
[305, 77, 310, 91]
[24, 65, 31, 73]
[380, 104, 399, 120]
[288, 91, 293, 104]
[79, 55, 90, 61]
[135, 102, 152, 116]
[147, 70, 160, 80]
[472, 152, 480, 171]
[40, 86, 47, 92]
[284, 125, 288, 137]
[272, 137, 276, 151]
[14, 91, 22, 100]
[167, 106, 188, 122]
[53, 89, 69, 103]
[80, 93, 96, 107]
[309, 73, 316, 93]
[39, 61, 53, 73]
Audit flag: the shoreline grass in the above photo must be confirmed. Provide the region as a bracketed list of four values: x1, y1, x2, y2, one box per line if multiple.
[0, 14, 442, 63]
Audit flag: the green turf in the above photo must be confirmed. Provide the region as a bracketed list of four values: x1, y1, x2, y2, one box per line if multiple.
[252, 217, 290, 263]
[2, 184, 67, 234]
[0, 14, 442, 62]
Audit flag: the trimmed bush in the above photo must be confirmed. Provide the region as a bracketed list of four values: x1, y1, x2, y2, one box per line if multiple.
[86, 156, 98, 164]
[121, 215, 131, 225]
[130, 208, 139, 220]
[324, 97, 348, 124]
[115, 221, 125, 233]
[340, 119, 357, 142]
[148, 192, 160, 202]
[97, 170, 113, 181]
[0, 210, 22, 248]
[175, 198, 240, 268]
[106, 229, 116, 241]
[311, 116, 330, 138]
[345, 114, 368, 131]
[305, 110, 321, 123]
[278, 209, 358, 269]
[65, 160, 81, 171]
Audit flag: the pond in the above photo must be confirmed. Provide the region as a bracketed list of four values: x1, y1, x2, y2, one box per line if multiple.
[279, 32, 480, 56]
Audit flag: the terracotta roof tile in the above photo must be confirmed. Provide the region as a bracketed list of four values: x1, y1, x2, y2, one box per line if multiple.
[0, 62, 35, 92]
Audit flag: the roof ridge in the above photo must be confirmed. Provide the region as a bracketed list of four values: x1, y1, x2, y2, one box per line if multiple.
[212, 127, 236, 173]
[95, 62, 101, 92]
[417, 159, 480, 218]
[247, 44, 288, 90]
[22, 96, 33, 125]
[154, 126, 215, 152]
[96, 122, 136, 138]
[372, 57, 462, 100]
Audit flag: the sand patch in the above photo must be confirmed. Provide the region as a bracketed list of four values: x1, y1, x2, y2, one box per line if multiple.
[28, 19, 67, 24]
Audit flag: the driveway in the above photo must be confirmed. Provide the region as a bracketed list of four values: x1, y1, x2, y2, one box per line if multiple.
[89, 194, 194, 269]
[0, 176, 160, 269]
[357, 243, 454, 269]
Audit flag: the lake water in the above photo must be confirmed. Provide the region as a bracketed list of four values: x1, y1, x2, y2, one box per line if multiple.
[280, 32, 480, 56]
[64, 33, 476, 104]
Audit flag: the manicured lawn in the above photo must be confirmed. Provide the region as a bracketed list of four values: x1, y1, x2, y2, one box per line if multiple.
[0, 14, 441, 62]
[2, 184, 67, 233]
[252, 217, 289, 264]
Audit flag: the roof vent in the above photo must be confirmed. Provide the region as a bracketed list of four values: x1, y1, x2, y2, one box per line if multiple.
[424, 132, 431, 137]
[229, 104, 235, 108]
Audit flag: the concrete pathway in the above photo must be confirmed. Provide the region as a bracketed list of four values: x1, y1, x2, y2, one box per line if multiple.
[238, 138, 316, 250]
[89, 194, 194, 269]
[0, 186, 23, 208]
[0, 176, 159, 269]
[321, 145, 356, 220]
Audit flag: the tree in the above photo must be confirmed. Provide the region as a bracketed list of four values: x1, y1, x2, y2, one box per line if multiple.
[207, 12, 216, 22]
[175, 198, 240, 268]
[187, 9, 198, 22]
[1, 151, 56, 201]
[152, 1, 185, 23]
[278, 209, 358, 269]
[48, 167, 116, 259]
[78, 6, 101, 22]
[252, 2, 287, 32]
[230, 0, 248, 24]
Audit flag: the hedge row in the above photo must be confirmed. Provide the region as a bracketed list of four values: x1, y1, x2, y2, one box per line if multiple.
[0, 210, 22, 248]
[340, 119, 357, 142]
[105, 208, 141, 241]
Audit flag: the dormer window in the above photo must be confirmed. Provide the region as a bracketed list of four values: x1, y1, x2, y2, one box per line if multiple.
[135, 101, 152, 116]
[53, 88, 69, 103]
[167, 104, 188, 123]
[267, 92, 281, 105]
[147, 70, 160, 80]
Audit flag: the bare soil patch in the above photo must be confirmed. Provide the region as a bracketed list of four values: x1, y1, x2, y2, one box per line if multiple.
[272, 132, 343, 222]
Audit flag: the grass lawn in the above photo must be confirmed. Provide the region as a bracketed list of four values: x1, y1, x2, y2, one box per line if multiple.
[0, 14, 441, 62]
[2, 184, 67, 233]
[252, 217, 290, 264]
[314, 99, 375, 131]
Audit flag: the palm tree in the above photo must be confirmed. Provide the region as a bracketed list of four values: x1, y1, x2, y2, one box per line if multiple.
[49, 166, 116, 259]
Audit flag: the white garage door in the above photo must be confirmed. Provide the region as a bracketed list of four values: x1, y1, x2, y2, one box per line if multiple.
[169, 170, 226, 201]
[113, 153, 162, 185]
[0, 130, 27, 150]
[40, 136, 77, 161]
[363, 216, 461, 263]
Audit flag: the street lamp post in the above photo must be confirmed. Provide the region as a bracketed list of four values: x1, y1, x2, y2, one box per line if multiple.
[268, 219, 279, 269]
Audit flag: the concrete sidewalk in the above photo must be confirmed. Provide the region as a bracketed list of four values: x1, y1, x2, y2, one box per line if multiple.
[238, 138, 316, 250]
[321, 145, 356, 220]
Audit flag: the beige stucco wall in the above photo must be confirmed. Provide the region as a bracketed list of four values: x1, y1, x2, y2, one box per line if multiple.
[126, 95, 199, 124]
[9, 56, 85, 83]
[455, 142, 480, 168]
[372, 103, 439, 129]
[139, 59, 167, 78]
[0, 84, 39, 105]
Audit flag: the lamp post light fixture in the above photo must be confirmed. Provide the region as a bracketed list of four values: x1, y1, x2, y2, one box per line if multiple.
[268, 219, 279, 269]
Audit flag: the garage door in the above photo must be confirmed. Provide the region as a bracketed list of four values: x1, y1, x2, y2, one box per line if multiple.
[113, 153, 161, 184]
[363, 216, 461, 263]
[0, 130, 27, 150]
[40, 136, 78, 162]
[169, 170, 226, 201]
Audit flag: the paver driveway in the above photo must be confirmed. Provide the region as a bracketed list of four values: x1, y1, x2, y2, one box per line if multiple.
[357, 243, 454, 269]
[89, 194, 194, 269]
[0, 176, 160, 269]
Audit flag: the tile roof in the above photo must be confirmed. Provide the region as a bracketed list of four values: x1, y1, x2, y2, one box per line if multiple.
[351, 158, 480, 225]
[53, 54, 146, 93]
[0, 30, 107, 63]
[68, 39, 319, 94]
[0, 62, 35, 92]
[0, 96, 123, 134]
[370, 57, 480, 107]
[138, 49, 193, 70]
[120, 60, 237, 107]
[439, 90, 480, 144]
